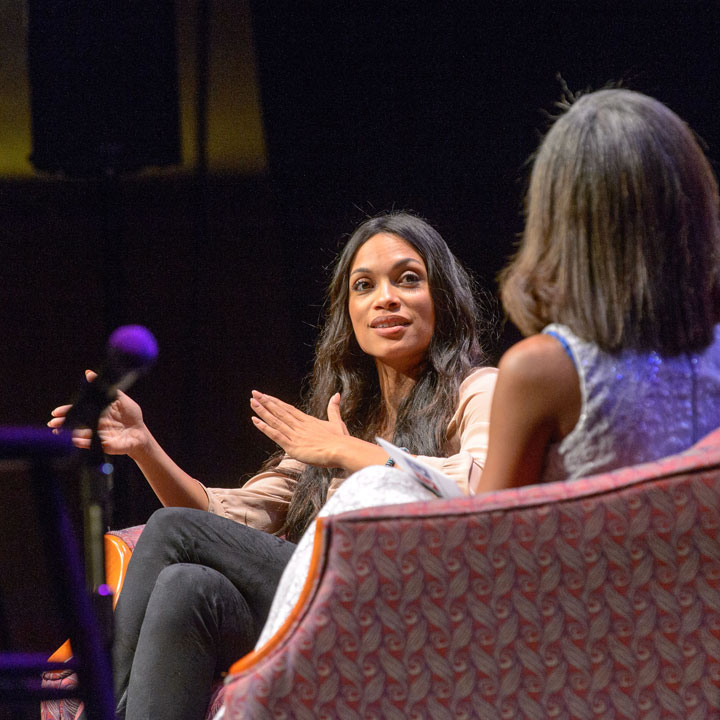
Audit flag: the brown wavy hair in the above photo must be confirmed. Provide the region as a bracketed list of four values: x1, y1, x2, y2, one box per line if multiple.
[501, 88, 720, 354]
[267, 211, 490, 542]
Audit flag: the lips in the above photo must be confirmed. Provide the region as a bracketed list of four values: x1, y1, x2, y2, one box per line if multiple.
[370, 315, 411, 329]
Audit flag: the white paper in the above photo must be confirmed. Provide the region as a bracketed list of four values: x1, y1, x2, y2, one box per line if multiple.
[376, 437, 464, 499]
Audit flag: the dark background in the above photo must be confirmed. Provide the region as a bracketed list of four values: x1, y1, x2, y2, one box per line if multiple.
[2, 0, 720, 676]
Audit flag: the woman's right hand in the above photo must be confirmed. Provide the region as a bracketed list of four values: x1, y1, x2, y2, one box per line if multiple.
[48, 370, 150, 458]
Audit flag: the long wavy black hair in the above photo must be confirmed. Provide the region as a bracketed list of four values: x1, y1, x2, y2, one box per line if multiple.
[269, 211, 490, 542]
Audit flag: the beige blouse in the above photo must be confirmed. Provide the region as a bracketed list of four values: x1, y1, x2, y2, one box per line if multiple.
[202, 366, 498, 534]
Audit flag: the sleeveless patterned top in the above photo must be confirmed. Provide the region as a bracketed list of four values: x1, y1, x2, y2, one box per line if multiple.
[540, 323, 720, 484]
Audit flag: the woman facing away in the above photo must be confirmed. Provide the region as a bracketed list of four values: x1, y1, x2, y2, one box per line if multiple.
[49, 211, 498, 720]
[477, 87, 720, 492]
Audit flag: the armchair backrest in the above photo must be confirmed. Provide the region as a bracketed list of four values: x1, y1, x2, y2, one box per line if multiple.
[224, 428, 720, 718]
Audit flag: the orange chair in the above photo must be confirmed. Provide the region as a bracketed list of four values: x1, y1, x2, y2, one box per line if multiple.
[40, 525, 226, 720]
[41, 527, 140, 720]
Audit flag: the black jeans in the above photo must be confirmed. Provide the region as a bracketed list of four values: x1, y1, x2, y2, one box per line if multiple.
[112, 507, 296, 720]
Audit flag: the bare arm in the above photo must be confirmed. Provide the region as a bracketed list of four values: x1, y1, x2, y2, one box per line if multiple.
[124, 427, 209, 509]
[49, 371, 208, 510]
[472, 334, 581, 493]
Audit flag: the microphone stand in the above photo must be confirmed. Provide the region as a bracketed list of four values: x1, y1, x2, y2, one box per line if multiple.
[59, 324, 157, 719]
[81, 426, 115, 654]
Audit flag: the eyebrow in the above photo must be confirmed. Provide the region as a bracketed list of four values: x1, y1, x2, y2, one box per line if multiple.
[350, 257, 424, 277]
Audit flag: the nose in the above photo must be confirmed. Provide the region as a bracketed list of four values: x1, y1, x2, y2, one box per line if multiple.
[374, 279, 401, 309]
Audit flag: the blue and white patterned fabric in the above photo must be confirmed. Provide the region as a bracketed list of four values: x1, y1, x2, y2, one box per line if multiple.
[541, 323, 720, 483]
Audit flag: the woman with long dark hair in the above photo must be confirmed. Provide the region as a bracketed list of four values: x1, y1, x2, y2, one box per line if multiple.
[50, 211, 497, 720]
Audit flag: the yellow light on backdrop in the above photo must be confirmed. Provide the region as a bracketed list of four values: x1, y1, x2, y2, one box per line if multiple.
[0, 0, 267, 177]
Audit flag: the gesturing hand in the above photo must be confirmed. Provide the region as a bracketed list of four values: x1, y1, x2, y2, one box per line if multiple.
[250, 390, 349, 468]
[48, 370, 149, 458]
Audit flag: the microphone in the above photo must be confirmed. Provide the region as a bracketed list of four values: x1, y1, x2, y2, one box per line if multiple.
[65, 325, 159, 429]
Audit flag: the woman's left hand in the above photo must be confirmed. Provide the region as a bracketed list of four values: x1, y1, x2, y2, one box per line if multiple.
[250, 390, 350, 467]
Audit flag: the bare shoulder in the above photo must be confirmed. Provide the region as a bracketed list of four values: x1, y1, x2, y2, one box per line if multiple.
[498, 334, 576, 388]
[497, 333, 581, 437]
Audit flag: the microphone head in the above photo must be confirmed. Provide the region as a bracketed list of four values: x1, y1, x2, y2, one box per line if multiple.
[107, 325, 159, 371]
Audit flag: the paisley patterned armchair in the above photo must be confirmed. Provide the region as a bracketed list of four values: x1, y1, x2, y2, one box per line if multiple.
[221, 428, 720, 719]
